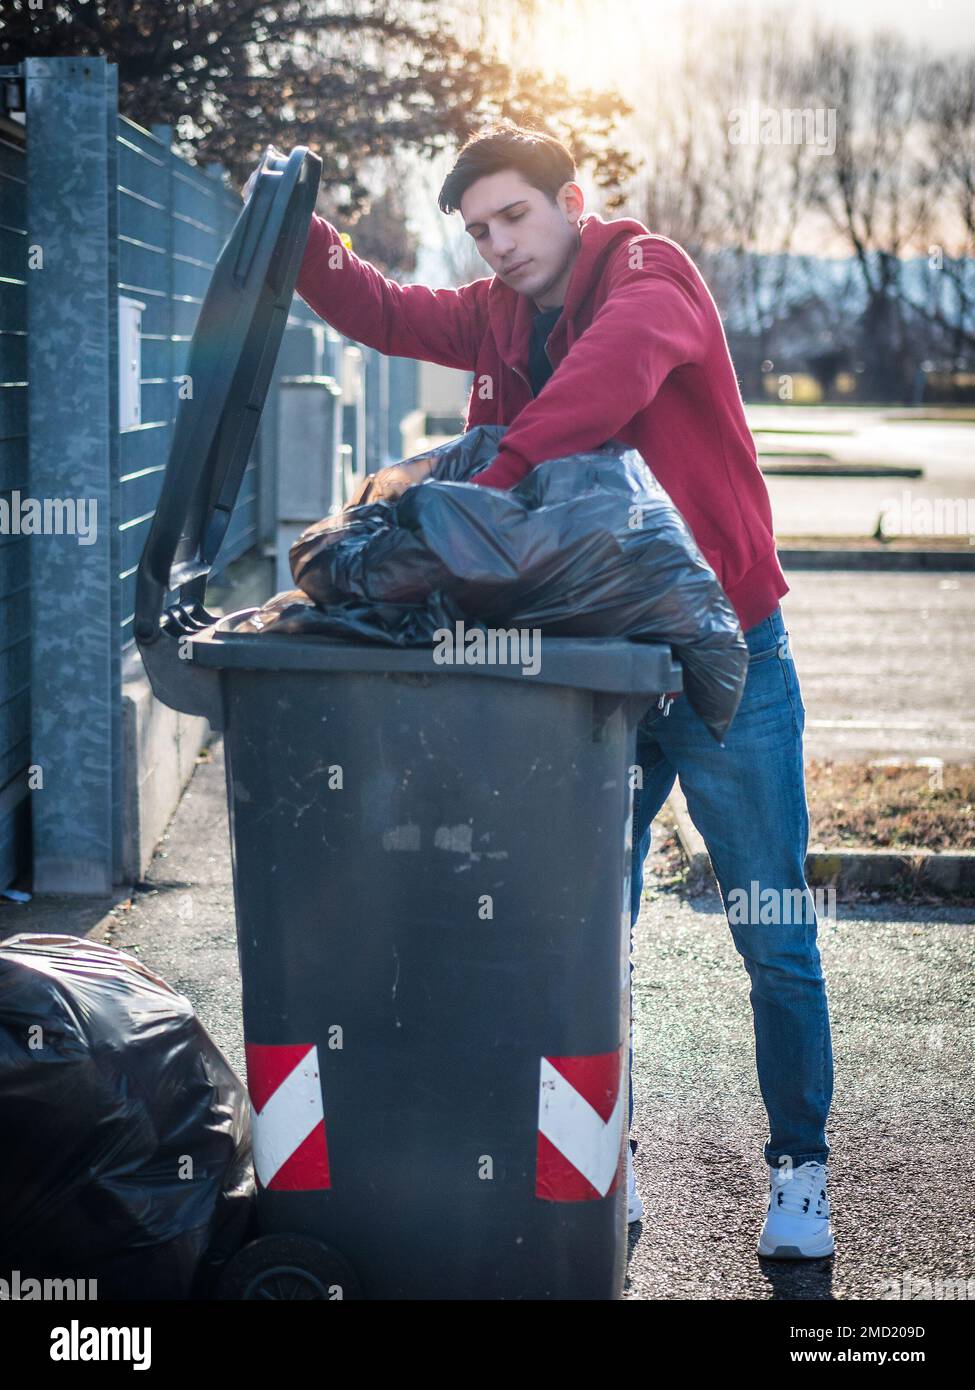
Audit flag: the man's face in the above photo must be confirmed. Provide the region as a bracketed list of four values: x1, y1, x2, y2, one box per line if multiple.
[460, 169, 584, 310]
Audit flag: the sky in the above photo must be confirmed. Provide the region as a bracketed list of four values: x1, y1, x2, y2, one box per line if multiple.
[699, 0, 974, 50]
[502, 0, 974, 89]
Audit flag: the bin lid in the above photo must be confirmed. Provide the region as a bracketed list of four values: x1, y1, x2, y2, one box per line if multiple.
[134, 147, 322, 644]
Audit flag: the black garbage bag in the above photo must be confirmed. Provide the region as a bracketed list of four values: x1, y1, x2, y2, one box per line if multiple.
[235, 585, 471, 648]
[247, 426, 748, 742]
[0, 934, 255, 1300]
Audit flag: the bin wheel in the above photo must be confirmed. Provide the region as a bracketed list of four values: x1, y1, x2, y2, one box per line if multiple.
[215, 1234, 361, 1300]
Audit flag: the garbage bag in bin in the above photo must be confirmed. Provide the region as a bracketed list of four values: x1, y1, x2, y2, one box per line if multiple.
[277, 425, 747, 743]
[0, 934, 255, 1299]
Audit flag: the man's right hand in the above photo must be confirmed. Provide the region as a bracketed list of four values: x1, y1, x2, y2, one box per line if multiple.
[242, 144, 287, 204]
[349, 453, 437, 506]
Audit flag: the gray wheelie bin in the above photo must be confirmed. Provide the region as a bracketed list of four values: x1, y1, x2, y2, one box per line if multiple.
[135, 148, 682, 1300]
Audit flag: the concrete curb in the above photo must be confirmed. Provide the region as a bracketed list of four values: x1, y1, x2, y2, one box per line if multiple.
[665, 787, 975, 896]
[760, 460, 923, 477]
[779, 546, 975, 571]
[805, 848, 975, 894]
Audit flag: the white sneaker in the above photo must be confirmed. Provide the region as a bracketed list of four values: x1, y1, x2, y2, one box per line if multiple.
[627, 1144, 644, 1224]
[758, 1160, 835, 1258]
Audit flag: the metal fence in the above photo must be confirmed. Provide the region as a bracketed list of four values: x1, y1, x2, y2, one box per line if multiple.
[0, 56, 420, 893]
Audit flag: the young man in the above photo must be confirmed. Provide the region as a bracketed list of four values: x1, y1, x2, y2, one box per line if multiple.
[286, 122, 835, 1259]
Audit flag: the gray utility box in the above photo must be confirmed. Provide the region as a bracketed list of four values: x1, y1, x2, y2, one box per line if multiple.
[275, 374, 342, 593]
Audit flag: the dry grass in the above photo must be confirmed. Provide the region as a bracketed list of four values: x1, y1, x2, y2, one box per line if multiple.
[805, 759, 975, 853]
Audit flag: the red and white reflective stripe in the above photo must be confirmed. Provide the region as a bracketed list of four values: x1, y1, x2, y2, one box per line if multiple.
[536, 1049, 623, 1201]
[245, 1042, 330, 1191]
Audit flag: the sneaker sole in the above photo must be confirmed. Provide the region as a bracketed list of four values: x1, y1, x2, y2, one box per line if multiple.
[757, 1234, 835, 1259]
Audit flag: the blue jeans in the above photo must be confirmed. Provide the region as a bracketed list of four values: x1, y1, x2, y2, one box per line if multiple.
[628, 606, 833, 1168]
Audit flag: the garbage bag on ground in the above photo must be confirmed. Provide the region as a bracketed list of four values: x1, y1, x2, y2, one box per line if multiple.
[242, 426, 748, 742]
[0, 934, 255, 1299]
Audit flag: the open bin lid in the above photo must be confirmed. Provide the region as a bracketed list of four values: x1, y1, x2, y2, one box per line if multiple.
[134, 146, 322, 646]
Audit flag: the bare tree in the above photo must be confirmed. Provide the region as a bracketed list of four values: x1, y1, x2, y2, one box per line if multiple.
[910, 53, 975, 361]
[807, 28, 936, 399]
[703, 12, 818, 386]
[620, 7, 818, 391]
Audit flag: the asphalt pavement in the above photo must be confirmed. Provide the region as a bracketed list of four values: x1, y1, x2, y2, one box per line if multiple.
[751, 406, 975, 540]
[626, 877, 974, 1299]
[781, 572, 974, 763]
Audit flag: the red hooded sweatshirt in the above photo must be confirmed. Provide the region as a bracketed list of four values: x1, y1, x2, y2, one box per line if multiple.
[295, 210, 788, 632]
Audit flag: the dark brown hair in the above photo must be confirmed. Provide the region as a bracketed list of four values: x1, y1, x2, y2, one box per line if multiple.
[437, 121, 576, 215]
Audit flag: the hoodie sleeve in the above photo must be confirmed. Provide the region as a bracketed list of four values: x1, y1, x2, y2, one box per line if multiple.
[295, 214, 488, 371]
[471, 236, 712, 489]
